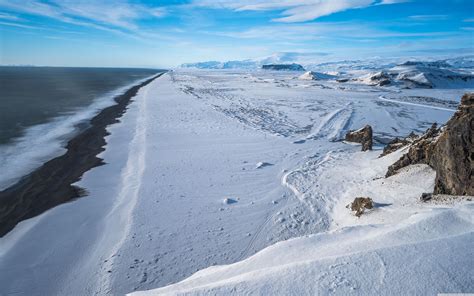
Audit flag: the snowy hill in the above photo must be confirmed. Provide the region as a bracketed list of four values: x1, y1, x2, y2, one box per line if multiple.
[131, 145, 474, 295]
[352, 61, 474, 89]
[298, 71, 336, 80]
[131, 203, 474, 295]
[445, 55, 474, 69]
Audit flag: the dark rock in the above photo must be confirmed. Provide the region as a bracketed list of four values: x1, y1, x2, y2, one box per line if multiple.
[366, 71, 392, 86]
[386, 93, 473, 196]
[370, 71, 390, 81]
[380, 132, 419, 157]
[348, 197, 374, 217]
[345, 125, 373, 151]
[431, 93, 473, 195]
[378, 79, 391, 86]
[385, 123, 440, 177]
[336, 78, 349, 83]
[420, 192, 432, 202]
[261, 63, 305, 71]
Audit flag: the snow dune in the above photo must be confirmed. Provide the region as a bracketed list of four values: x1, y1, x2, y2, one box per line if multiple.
[131, 146, 474, 295]
[131, 203, 473, 295]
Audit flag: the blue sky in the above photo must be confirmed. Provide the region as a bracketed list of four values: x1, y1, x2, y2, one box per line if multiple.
[0, 0, 473, 68]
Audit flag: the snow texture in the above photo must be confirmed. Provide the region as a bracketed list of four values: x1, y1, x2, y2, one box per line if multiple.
[1, 62, 473, 296]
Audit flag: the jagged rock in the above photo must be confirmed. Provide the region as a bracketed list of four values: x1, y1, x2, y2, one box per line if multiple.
[345, 125, 373, 151]
[348, 197, 374, 217]
[378, 79, 391, 86]
[385, 123, 440, 177]
[420, 193, 432, 202]
[380, 132, 418, 157]
[361, 71, 393, 86]
[386, 93, 473, 196]
[431, 93, 473, 195]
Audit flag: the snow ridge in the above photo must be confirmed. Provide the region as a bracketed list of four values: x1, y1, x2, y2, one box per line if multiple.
[97, 85, 150, 294]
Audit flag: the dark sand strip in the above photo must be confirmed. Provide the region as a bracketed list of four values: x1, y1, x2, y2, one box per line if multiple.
[0, 72, 165, 237]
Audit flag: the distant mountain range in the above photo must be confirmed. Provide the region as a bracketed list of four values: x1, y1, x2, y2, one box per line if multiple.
[180, 53, 474, 72]
[180, 52, 328, 70]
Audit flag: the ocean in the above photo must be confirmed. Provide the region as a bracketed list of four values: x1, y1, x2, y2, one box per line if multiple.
[0, 66, 162, 189]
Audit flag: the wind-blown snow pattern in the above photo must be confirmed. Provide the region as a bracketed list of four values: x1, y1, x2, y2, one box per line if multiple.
[132, 203, 474, 295]
[1, 61, 473, 295]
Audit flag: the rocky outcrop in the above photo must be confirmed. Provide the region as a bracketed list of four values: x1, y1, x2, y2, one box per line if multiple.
[430, 93, 473, 195]
[371, 71, 391, 86]
[348, 197, 373, 217]
[379, 132, 418, 157]
[386, 93, 473, 196]
[345, 125, 373, 151]
[385, 123, 441, 177]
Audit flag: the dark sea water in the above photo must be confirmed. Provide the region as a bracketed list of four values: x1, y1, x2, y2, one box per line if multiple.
[0, 66, 160, 145]
[0, 66, 162, 189]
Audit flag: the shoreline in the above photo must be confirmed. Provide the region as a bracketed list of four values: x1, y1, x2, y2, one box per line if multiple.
[0, 72, 165, 237]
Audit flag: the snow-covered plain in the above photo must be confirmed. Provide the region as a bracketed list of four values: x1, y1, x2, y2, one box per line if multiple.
[1, 66, 473, 295]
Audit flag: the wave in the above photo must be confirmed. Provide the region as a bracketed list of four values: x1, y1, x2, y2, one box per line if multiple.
[0, 75, 156, 190]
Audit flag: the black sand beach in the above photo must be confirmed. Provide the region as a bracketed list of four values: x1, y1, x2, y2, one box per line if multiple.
[0, 72, 165, 237]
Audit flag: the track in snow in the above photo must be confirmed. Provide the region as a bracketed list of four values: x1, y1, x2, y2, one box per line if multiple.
[306, 103, 354, 141]
[378, 96, 456, 112]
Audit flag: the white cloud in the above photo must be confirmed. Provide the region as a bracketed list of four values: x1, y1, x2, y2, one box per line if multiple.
[192, 0, 408, 23]
[274, 0, 373, 23]
[379, 0, 410, 4]
[0, 0, 167, 30]
[408, 15, 449, 21]
[0, 20, 37, 29]
[0, 12, 19, 20]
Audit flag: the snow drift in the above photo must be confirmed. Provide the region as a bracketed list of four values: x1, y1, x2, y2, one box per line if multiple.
[131, 202, 474, 295]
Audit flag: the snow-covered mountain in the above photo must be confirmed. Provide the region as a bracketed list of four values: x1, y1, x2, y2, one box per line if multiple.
[180, 60, 258, 69]
[180, 52, 327, 70]
[353, 61, 474, 88]
[180, 54, 474, 89]
[298, 71, 336, 80]
[445, 55, 474, 69]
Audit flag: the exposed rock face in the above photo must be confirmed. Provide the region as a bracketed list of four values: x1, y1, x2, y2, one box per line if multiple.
[430, 93, 473, 195]
[386, 93, 473, 195]
[420, 193, 432, 202]
[371, 71, 391, 86]
[348, 197, 373, 217]
[380, 132, 418, 157]
[262, 63, 305, 71]
[385, 123, 441, 177]
[345, 125, 373, 151]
